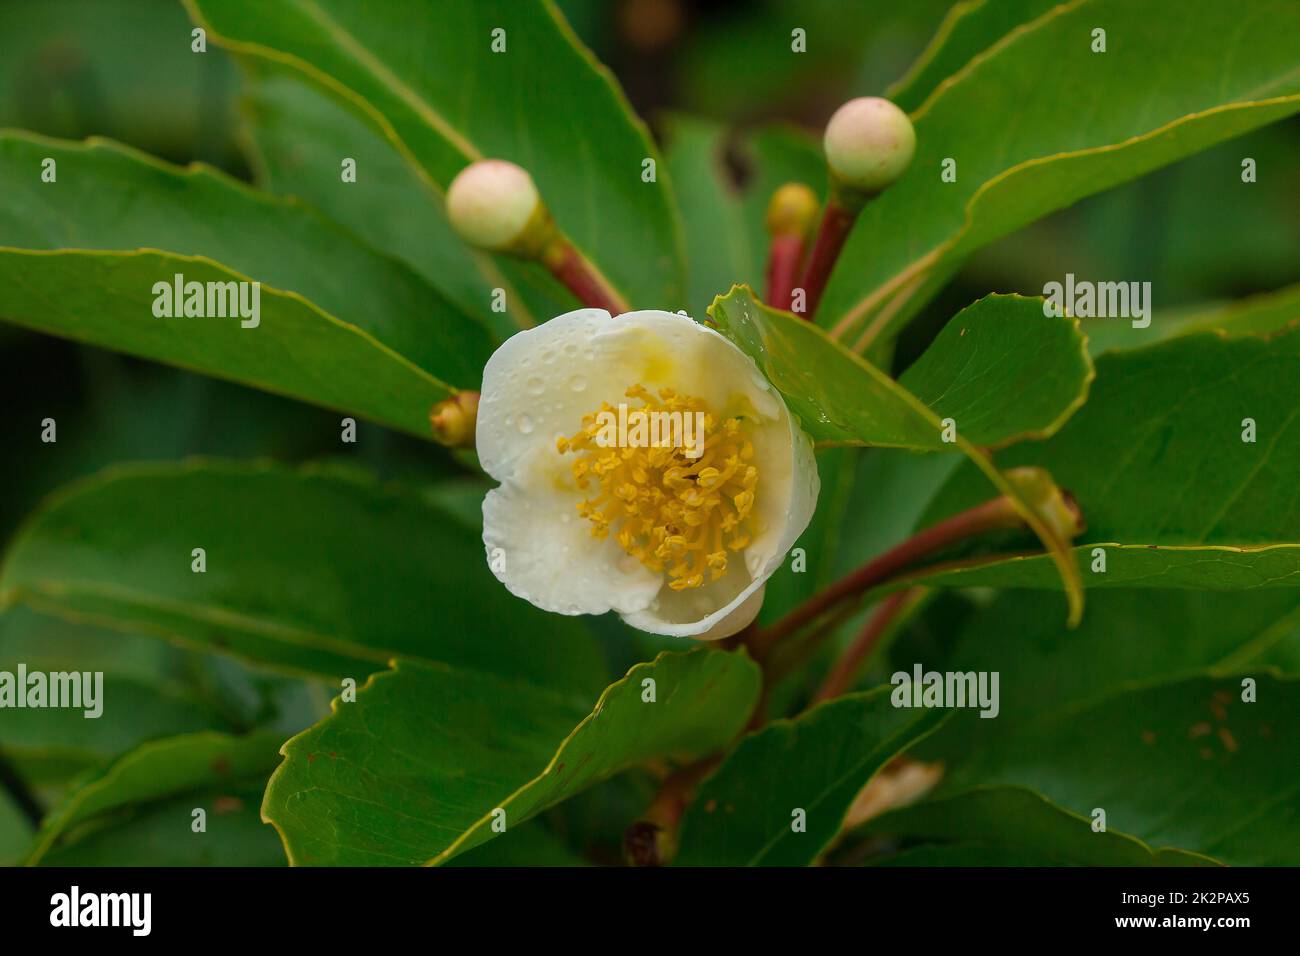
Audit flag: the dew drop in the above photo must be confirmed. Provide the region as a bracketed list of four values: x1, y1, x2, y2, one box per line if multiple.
[569, 375, 587, 393]
[517, 414, 534, 434]
[527, 376, 544, 395]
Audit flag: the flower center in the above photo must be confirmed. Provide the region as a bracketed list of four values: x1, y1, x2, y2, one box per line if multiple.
[557, 384, 759, 590]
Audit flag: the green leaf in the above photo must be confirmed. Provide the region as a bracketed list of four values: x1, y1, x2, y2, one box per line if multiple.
[262, 648, 761, 866]
[1085, 283, 1300, 355]
[674, 687, 948, 866]
[445, 818, 591, 867]
[0, 607, 233, 781]
[862, 786, 1213, 866]
[0, 461, 607, 690]
[914, 589, 1300, 745]
[708, 285, 1087, 621]
[759, 446, 858, 626]
[898, 295, 1094, 449]
[0, 133, 492, 438]
[821, 0, 1300, 344]
[935, 674, 1300, 865]
[711, 287, 1090, 450]
[239, 63, 569, 338]
[914, 325, 1300, 593]
[37, 781, 285, 866]
[187, 0, 684, 311]
[886, 0, 1065, 112]
[26, 729, 283, 865]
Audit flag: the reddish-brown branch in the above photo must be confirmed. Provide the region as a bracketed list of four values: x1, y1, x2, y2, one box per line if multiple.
[747, 494, 1024, 661]
[797, 197, 859, 320]
[811, 588, 918, 705]
[543, 238, 630, 315]
[766, 234, 805, 312]
[623, 756, 720, 866]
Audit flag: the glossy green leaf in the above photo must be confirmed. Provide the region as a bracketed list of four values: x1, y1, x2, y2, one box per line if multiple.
[187, 0, 684, 311]
[709, 285, 1088, 621]
[915, 589, 1300, 744]
[759, 446, 858, 626]
[711, 287, 1090, 450]
[239, 63, 569, 338]
[0, 133, 491, 438]
[37, 781, 286, 866]
[935, 674, 1300, 865]
[821, 0, 1300, 344]
[674, 687, 948, 866]
[263, 648, 761, 866]
[445, 818, 591, 867]
[1085, 283, 1300, 355]
[898, 295, 1093, 449]
[915, 325, 1300, 592]
[25, 729, 283, 864]
[0, 461, 607, 690]
[863, 786, 1212, 866]
[886, 0, 1064, 112]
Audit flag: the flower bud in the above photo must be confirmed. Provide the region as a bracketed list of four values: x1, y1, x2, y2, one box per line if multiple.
[764, 182, 819, 238]
[823, 97, 916, 195]
[1005, 466, 1086, 540]
[447, 160, 552, 256]
[429, 390, 479, 448]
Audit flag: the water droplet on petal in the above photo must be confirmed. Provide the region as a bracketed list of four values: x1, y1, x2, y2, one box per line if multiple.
[527, 376, 544, 395]
[517, 414, 534, 434]
[569, 375, 587, 392]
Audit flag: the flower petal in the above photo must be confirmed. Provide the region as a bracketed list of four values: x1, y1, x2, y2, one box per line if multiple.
[483, 456, 661, 617]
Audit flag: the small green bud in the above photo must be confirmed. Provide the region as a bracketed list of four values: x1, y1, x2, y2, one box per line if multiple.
[430, 390, 480, 447]
[823, 97, 916, 195]
[447, 160, 551, 255]
[764, 182, 819, 238]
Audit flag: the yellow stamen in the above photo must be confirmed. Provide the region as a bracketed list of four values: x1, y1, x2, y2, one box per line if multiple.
[558, 385, 760, 590]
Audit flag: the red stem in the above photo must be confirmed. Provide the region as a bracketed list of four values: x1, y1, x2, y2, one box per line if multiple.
[811, 589, 917, 704]
[766, 234, 805, 312]
[797, 197, 858, 321]
[747, 495, 1023, 660]
[543, 239, 629, 315]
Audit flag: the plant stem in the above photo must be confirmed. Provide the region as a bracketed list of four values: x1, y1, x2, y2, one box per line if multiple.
[624, 756, 719, 866]
[766, 233, 806, 312]
[798, 194, 861, 321]
[747, 494, 1025, 660]
[810, 588, 918, 704]
[542, 237, 630, 315]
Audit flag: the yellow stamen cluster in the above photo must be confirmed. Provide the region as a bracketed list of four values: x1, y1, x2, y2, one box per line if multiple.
[557, 385, 759, 590]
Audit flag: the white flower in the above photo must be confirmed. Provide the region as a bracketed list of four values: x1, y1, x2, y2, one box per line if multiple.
[478, 308, 819, 639]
